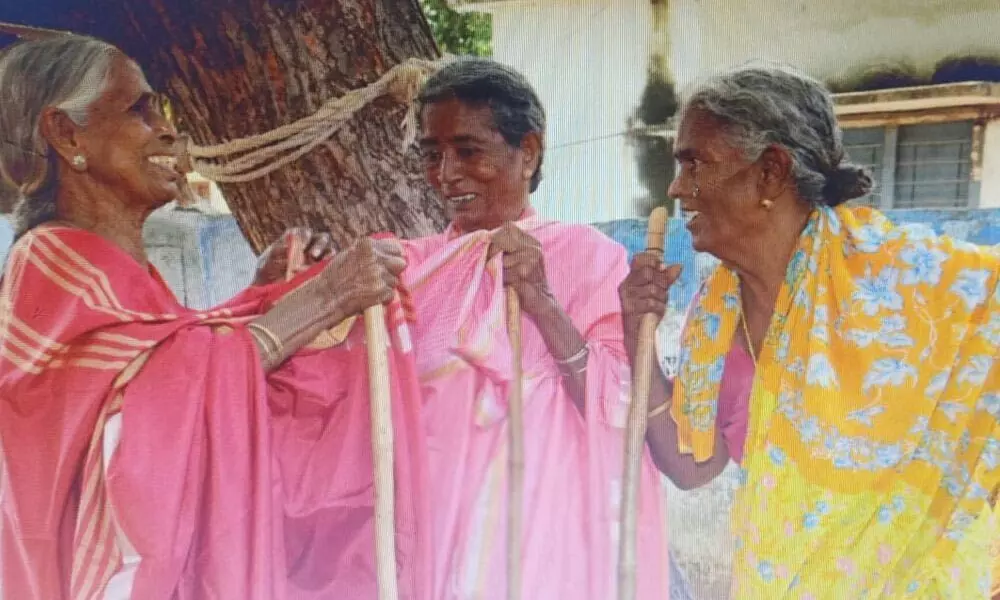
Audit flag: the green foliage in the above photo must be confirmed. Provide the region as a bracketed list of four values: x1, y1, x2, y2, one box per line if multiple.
[420, 0, 492, 57]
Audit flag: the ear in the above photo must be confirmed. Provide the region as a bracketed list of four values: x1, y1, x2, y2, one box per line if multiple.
[38, 107, 85, 165]
[519, 131, 542, 180]
[757, 145, 793, 199]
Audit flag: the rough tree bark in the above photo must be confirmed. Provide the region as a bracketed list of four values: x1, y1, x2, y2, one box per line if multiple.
[16, 0, 449, 252]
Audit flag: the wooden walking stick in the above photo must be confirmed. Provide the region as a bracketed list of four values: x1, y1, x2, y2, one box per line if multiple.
[617, 206, 669, 600]
[365, 303, 400, 600]
[284, 234, 398, 600]
[505, 287, 524, 600]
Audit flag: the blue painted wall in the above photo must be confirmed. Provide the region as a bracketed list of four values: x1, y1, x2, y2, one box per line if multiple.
[2, 208, 998, 314]
[194, 215, 257, 307]
[0, 217, 12, 270]
[592, 208, 1000, 312]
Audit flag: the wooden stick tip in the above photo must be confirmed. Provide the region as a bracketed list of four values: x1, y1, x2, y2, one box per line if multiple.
[645, 206, 669, 252]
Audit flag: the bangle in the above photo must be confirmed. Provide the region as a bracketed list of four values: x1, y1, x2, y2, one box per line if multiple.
[557, 362, 587, 378]
[556, 345, 589, 378]
[648, 401, 670, 420]
[247, 322, 284, 359]
[248, 330, 277, 365]
[556, 345, 588, 366]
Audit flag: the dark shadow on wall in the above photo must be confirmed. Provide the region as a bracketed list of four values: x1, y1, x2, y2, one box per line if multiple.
[828, 54, 1000, 92]
[628, 53, 1000, 218]
[631, 56, 678, 217]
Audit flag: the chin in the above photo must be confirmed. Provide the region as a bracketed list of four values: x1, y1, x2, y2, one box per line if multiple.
[453, 213, 485, 232]
[454, 219, 481, 233]
[155, 184, 181, 206]
[689, 235, 709, 254]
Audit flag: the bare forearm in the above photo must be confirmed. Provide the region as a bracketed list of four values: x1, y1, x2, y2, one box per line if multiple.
[532, 300, 588, 413]
[644, 359, 729, 490]
[248, 282, 346, 372]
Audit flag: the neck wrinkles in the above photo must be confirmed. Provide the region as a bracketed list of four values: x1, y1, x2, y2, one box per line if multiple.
[56, 184, 152, 267]
[731, 206, 814, 313]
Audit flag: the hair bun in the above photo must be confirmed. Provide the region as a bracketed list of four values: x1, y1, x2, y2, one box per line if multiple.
[823, 164, 873, 206]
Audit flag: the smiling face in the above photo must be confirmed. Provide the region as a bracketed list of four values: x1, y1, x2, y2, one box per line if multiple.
[668, 108, 771, 260]
[419, 97, 540, 233]
[69, 54, 180, 211]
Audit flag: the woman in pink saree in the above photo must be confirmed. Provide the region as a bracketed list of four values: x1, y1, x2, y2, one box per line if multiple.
[399, 58, 672, 600]
[0, 35, 429, 600]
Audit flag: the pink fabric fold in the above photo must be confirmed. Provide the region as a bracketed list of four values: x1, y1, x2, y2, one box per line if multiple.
[401, 217, 670, 600]
[0, 225, 430, 600]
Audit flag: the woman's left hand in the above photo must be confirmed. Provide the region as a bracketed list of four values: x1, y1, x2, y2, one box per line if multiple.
[254, 227, 335, 286]
[488, 223, 556, 316]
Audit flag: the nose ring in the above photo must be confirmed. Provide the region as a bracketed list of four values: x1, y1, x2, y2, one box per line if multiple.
[693, 184, 700, 199]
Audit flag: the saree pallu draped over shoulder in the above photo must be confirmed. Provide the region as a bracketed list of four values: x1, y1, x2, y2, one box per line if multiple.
[671, 206, 1000, 598]
[0, 225, 431, 600]
[400, 214, 671, 600]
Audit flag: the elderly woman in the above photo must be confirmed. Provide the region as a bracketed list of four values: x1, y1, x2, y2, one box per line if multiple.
[398, 57, 672, 599]
[620, 63, 1000, 598]
[0, 36, 429, 600]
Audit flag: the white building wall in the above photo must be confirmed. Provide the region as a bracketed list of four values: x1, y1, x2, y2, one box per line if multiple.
[484, 0, 653, 223]
[470, 0, 1000, 221]
[669, 0, 1000, 87]
[980, 120, 1000, 209]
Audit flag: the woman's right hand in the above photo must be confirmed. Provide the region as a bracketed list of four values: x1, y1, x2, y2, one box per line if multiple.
[317, 237, 407, 322]
[618, 251, 681, 360]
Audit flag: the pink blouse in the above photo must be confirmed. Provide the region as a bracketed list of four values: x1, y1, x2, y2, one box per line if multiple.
[715, 340, 754, 463]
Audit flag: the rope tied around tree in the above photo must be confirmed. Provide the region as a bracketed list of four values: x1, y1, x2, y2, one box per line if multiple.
[175, 57, 443, 183]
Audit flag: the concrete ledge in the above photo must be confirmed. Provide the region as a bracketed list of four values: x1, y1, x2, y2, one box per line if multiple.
[834, 82, 1000, 116]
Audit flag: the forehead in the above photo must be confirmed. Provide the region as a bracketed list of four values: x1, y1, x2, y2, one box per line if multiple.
[419, 98, 501, 143]
[99, 55, 153, 106]
[674, 107, 742, 160]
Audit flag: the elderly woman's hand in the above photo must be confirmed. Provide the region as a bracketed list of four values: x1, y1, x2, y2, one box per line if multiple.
[488, 223, 555, 317]
[619, 252, 682, 360]
[317, 237, 407, 322]
[254, 227, 335, 286]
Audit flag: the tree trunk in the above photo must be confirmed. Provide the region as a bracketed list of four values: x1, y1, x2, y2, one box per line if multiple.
[32, 0, 448, 252]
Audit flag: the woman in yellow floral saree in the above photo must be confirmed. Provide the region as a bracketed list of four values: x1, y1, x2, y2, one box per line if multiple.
[619, 63, 999, 598]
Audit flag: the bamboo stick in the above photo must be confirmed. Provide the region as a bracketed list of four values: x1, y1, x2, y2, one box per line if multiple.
[285, 235, 397, 597]
[280, 233, 397, 596]
[617, 206, 669, 600]
[365, 304, 400, 600]
[282, 230, 306, 278]
[505, 288, 524, 600]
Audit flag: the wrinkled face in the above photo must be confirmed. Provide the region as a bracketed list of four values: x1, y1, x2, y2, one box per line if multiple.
[75, 55, 180, 209]
[419, 98, 538, 232]
[668, 108, 768, 259]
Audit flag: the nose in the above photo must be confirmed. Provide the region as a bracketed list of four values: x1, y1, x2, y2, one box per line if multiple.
[667, 176, 684, 200]
[438, 150, 462, 185]
[152, 112, 178, 145]
[667, 168, 701, 202]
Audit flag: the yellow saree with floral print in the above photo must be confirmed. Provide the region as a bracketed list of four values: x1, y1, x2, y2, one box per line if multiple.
[670, 205, 1000, 598]
[992, 501, 1000, 597]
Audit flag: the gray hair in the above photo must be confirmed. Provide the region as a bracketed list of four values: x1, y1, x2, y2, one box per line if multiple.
[0, 35, 118, 236]
[417, 57, 547, 193]
[680, 62, 872, 207]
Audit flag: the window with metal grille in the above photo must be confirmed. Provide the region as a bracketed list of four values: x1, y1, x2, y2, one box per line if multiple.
[842, 127, 884, 208]
[840, 121, 978, 209]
